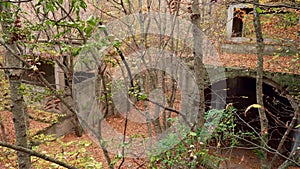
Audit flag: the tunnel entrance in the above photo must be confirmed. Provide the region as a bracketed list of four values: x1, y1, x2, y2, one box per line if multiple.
[205, 76, 296, 153]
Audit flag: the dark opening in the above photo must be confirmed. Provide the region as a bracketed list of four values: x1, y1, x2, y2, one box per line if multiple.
[232, 8, 252, 37]
[23, 62, 55, 86]
[231, 7, 292, 38]
[205, 76, 296, 153]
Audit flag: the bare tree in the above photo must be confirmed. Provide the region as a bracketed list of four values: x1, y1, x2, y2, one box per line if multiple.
[191, 0, 206, 129]
[253, 0, 269, 168]
[0, 3, 31, 169]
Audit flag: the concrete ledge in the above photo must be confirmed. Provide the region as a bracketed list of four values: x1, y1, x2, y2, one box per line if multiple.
[221, 40, 297, 56]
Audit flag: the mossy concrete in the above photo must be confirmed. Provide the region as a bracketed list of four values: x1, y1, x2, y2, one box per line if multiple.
[203, 65, 300, 102]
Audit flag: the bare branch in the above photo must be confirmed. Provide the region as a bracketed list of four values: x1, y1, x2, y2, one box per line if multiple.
[235, 0, 300, 10]
[0, 141, 78, 169]
[0, 0, 33, 3]
[0, 67, 29, 70]
[270, 106, 299, 166]
[0, 38, 77, 116]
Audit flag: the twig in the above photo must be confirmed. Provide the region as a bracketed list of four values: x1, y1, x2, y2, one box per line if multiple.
[0, 67, 29, 70]
[0, 141, 78, 169]
[233, 135, 300, 166]
[0, 0, 33, 3]
[235, 0, 300, 10]
[270, 106, 299, 166]
[0, 39, 77, 118]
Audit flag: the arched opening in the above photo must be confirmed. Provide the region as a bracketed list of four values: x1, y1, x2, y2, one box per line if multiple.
[205, 76, 296, 153]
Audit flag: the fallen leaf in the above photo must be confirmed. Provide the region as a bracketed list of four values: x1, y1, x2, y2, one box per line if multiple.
[244, 104, 262, 117]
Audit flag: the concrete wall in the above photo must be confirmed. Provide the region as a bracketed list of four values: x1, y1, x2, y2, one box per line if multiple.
[203, 65, 300, 104]
[220, 36, 297, 55]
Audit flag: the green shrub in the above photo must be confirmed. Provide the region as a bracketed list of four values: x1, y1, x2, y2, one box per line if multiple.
[148, 107, 239, 168]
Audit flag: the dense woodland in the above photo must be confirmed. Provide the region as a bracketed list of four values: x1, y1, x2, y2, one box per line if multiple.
[0, 0, 299, 168]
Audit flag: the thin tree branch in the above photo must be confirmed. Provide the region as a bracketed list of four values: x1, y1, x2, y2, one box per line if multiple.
[0, 0, 33, 3]
[233, 135, 300, 166]
[270, 106, 299, 166]
[235, 0, 300, 10]
[0, 67, 30, 70]
[0, 39, 77, 117]
[0, 141, 78, 169]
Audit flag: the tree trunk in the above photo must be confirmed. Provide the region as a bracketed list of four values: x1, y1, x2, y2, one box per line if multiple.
[191, 0, 205, 128]
[0, 3, 31, 169]
[0, 114, 7, 142]
[253, 1, 269, 168]
[8, 74, 31, 169]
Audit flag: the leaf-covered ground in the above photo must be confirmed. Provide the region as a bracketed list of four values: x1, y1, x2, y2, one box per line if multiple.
[206, 53, 300, 75]
[1, 110, 300, 169]
[0, 50, 299, 168]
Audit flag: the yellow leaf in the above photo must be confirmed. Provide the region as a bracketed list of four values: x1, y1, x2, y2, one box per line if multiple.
[244, 104, 262, 116]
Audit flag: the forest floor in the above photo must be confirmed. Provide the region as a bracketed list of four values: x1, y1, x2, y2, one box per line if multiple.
[0, 110, 300, 169]
[0, 51, 299, 168]
[211, 53, 300, 75]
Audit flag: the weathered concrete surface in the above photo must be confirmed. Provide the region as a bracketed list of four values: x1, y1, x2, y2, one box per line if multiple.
[203, 65, 300, 103]
[221, 38, 297, 56]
